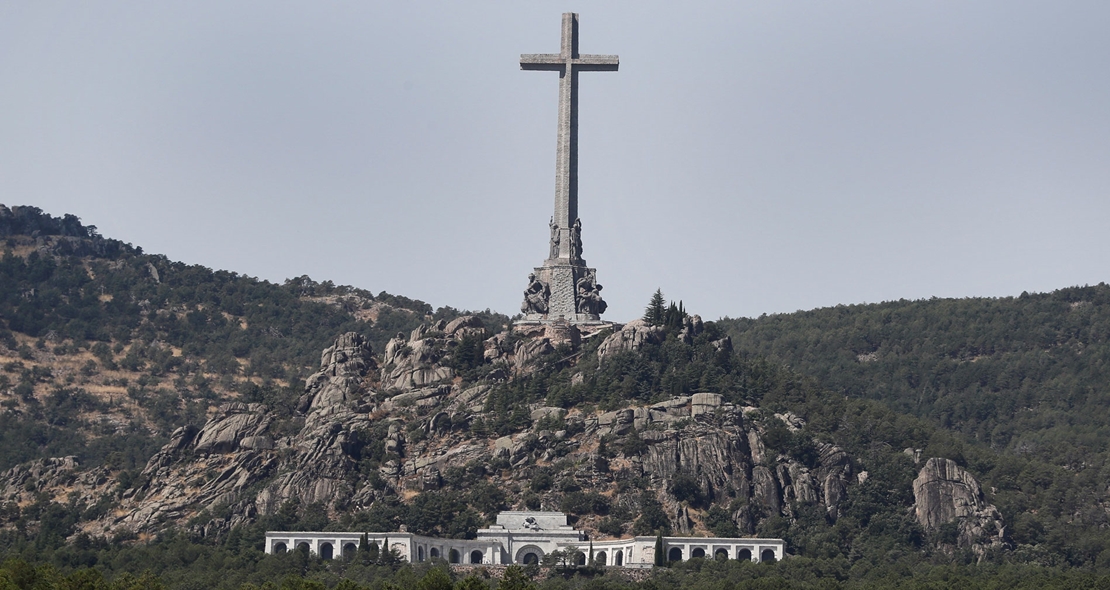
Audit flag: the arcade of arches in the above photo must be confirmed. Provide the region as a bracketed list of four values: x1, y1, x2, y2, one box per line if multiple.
[264, 511, 785, 567]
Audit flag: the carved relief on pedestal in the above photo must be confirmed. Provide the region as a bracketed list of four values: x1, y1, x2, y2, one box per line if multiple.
[547, 266, 578, 318]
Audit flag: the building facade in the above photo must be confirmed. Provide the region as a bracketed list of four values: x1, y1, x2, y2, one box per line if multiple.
[265, 511, 785, 567]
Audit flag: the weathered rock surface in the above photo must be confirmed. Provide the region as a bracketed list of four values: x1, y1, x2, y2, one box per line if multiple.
[912, 457, 1006, 555]
[597, 320, 664, 361]
[381, 321, 461, 391]
[305, 332, 376, 409]
[41, 326, 865, 542]
[194, 403, 271, 454]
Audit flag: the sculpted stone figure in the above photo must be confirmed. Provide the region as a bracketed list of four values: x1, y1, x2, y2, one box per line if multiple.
[575, 275, 607, 315]
[522, 273, 550, 314]
[570, 218, 583, 262]
[549, 218, 560, 259]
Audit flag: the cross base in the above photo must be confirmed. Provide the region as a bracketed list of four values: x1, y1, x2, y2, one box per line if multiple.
[517, 259, 608, 326]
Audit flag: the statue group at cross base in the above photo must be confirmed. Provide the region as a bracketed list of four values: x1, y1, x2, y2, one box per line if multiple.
[521, 273, 606, 317]
[549, 217, 583, 261]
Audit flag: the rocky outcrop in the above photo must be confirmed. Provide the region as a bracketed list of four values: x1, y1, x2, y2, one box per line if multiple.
[381, 322, 461, 391]
[511, 338, 555, 373]
[0, 456, 80, 500]
[912, 458, 1006, 555]
[0, 457, 117, 527]
[596, 320, 664, 361]
[194, 403, 270, 454]
[678, 315, 704, 344]
[72, 327, 867, 543]
[304, 332, 376, 409]
[99, 333, 382, 535]
[143, 425, 199, 472]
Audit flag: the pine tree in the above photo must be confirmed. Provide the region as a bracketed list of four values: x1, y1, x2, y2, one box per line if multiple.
[654, 531, 665, 567]
[644, 289, 666, 326]
[358, 533, 369, 564]
[380, 536, 392, 564]
[664, 300, 688, 329]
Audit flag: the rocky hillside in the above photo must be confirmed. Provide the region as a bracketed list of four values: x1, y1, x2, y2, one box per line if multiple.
[0, 204, 508, 477]
[0, 205, 1083, 577]
[2, 314, 1008, 568]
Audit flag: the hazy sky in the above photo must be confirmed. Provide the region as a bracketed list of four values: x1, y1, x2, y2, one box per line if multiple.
[2, 2, 1109, 322]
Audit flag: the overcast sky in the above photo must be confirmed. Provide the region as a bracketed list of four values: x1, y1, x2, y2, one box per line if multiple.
[2, 2, 1109, 322]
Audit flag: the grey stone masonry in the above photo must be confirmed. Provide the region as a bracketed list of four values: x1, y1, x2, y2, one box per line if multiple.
[518, 13, 616, 325]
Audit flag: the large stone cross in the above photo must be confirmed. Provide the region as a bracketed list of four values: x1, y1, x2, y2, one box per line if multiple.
[521, 13, 618, 261]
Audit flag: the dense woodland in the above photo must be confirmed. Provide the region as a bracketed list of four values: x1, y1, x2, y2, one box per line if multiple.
[4, 205, 1110, 588]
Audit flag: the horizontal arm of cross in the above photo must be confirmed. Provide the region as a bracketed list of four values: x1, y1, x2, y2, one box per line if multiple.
[520, 54, 563, 70]
[520, 54, 619, 71]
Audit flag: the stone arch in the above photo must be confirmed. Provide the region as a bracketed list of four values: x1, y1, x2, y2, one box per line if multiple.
[418, 546, 425, 562]
[273, 542, 287, 554]
[760, 549, 776, 563]
[515, 545, 544, 565]
[714, 548, 728, 560]
[575, 552, 586, 566]
[737, 548, 752, 562]
[296, 542, 310, 554]
[470, 550, 484, 564]
[319, 543, 333, 560]
[668, 547, 683, 562]
[614, 550, 623, 566]
[449, 549, 460, 564]
[595, 551, 606, 566]
[343, 543, 357, 558]
[691, 548, 705, 559]
[430, 548, 440, 559]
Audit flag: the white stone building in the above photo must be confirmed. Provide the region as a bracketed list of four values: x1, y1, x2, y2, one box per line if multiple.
[265, 511, 785, 566]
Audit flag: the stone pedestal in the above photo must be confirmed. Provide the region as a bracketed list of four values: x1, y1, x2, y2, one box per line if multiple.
[518, 257, 608, 326]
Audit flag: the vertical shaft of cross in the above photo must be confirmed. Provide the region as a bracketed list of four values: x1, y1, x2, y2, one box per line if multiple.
[555, 13, 578, 239]
[521, 13, 618, 261]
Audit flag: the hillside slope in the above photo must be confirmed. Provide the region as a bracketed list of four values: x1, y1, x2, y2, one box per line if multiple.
[1, 205, 1109, 589]
[0, 204, 505, 474]
[720, 288, 1110, 564]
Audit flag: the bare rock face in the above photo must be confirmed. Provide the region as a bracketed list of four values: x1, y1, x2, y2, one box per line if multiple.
[0, 457, 78, 499]
[629, 400, 853, 534]
[0, 457, 116, 531]
[305, 332, 375, 409]
[78, 328, 866, 543]
[913, 458, 1006, 554]
[678, 314, 704, 344]
[512, 338, 555, 374]
[596, 320, 664, 361]
[444, 315, 486, 339]
[99, 333, 384, 536]
[194, 403, 271, 454]
[380, 321, 467, 391]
